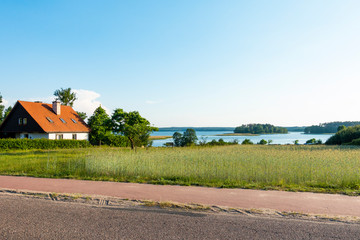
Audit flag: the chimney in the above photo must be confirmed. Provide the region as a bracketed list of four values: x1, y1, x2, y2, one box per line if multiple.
[52, 100, 61, 115]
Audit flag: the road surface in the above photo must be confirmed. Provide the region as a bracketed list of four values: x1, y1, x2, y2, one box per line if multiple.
[1, 193, 359, 240]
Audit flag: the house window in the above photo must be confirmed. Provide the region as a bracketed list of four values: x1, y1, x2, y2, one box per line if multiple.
[18, 118, 23, 125]
[71, 118, 77, 124]
[46, 117, 54, 123]
[23, 118, 27, 125]
[72, 134, 77, 140]
[56, 134, 63, 140]
[59, 118, 67, 124]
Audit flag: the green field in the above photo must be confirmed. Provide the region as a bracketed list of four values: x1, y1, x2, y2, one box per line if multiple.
[1, 145, 360, 195]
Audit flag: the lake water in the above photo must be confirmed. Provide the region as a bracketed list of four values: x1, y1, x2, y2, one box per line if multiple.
[151, 131, 333, 147]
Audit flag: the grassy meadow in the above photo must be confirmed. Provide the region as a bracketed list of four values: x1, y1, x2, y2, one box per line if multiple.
[1, 145, 360, 195]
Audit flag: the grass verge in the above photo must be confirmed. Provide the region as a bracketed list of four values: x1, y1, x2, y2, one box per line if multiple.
[1, 145, 360, 195]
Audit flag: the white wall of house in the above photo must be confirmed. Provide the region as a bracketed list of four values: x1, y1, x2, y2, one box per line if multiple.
[18, 133, 48, 139]
[75, 133, 89, 140]
[48, 133, 89, 140]
[18, 133, 89, 140]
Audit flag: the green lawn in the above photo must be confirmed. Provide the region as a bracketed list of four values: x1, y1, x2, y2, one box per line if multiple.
[1, 145, 360, 195]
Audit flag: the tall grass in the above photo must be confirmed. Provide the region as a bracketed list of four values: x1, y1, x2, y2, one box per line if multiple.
[1, 145, 360, 194]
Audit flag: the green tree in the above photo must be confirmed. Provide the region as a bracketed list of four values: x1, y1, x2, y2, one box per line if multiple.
[326, 125, 360, 145]
[337, 125, 346, 132]
[172, 132, 183, 147]
[76, 111, 87, 121]
[293, 140, 299, 145]
[87, 106, 111, 145]
[258, 139, 267, 145]
[241, 139, 253, 145]
[111, 109, 158, 150]
[0, 93, 4, 123]
[172, 129, 198, 147]
[4, 106, 12, 119]
[54, 88, 77, 107]
[182, 129, 198, 146]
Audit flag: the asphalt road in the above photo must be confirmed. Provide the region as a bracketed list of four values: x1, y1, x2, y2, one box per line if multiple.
[1, 194, 359, 240]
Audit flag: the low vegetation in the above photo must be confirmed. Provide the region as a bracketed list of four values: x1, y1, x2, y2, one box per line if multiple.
[199, 138, 238, 146]
[1, 145, 360, 195]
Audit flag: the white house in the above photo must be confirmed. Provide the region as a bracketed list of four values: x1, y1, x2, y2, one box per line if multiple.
[0, 100, 90, 140]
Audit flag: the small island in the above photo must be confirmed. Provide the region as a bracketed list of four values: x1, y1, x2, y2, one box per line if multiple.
[149, 136, 172, 140]
[234, 124, 288, 134]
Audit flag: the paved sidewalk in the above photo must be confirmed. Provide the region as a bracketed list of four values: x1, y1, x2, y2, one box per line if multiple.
[1, 175, 360, 217]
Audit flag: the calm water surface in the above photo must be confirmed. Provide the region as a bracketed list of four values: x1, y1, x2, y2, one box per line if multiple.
[151, 131, 333, 147]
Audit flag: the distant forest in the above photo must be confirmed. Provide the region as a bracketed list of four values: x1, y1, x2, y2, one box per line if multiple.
[158, 127, 235, 132]
[285, 126, 306, 132]
[234, 124, 288, 134]
[304, 121, 360, 134]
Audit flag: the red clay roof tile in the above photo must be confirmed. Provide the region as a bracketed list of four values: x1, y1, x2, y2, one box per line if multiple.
[18, 101, 90, 133]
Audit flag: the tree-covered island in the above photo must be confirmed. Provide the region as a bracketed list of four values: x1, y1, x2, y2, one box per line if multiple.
[234, 124, 288, 134]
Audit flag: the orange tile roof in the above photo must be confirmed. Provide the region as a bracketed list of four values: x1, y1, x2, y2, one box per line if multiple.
[19, 101, 90, 133]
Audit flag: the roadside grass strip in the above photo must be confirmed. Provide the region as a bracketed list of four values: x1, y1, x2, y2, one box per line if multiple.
[1, 145, 360, 195]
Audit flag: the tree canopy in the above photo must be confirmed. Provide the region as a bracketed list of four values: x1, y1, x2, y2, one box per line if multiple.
[76, 111, 87, 121]
[234, 124, 288, 134]
[172, 129, 198, 147]
[305, 122, 360, 134]
[54, 88, 77, 107]
[87, 106, 111, 145]
[0, 93, 4, 123]
[326, 125, 360, 145]
[111, 109, 158, 149]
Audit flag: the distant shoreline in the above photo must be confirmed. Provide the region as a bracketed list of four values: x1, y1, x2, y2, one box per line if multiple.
[217, 133, 292, 136]
[216, 133, 260, 136]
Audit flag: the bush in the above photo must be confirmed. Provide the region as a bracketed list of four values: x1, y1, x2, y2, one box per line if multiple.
[241, 139, 253, 145]
[326, 125, 360, 145]
[257, 139, 267, 145]
[305, 138, 323, 145]
[103, 134, 131, 147]
[306, 138, 316, 144]
[343, 138, 360, 146]
[206, 139, 238, 146]
[0, 139, 91, 150]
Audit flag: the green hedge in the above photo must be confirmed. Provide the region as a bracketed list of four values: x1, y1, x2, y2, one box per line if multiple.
[103, 135, 131, 147]
[0, 139, 91, 150]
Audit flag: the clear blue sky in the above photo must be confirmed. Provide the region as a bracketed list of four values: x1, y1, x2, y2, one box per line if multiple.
[1, 0, 360, 127]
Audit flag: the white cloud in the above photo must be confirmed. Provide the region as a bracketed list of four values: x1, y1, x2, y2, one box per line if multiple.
[1, 98, 9, 107]
[73, 89, 110, 117]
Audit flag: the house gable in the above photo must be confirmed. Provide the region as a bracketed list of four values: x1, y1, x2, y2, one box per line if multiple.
[0, 102, 45, 135]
